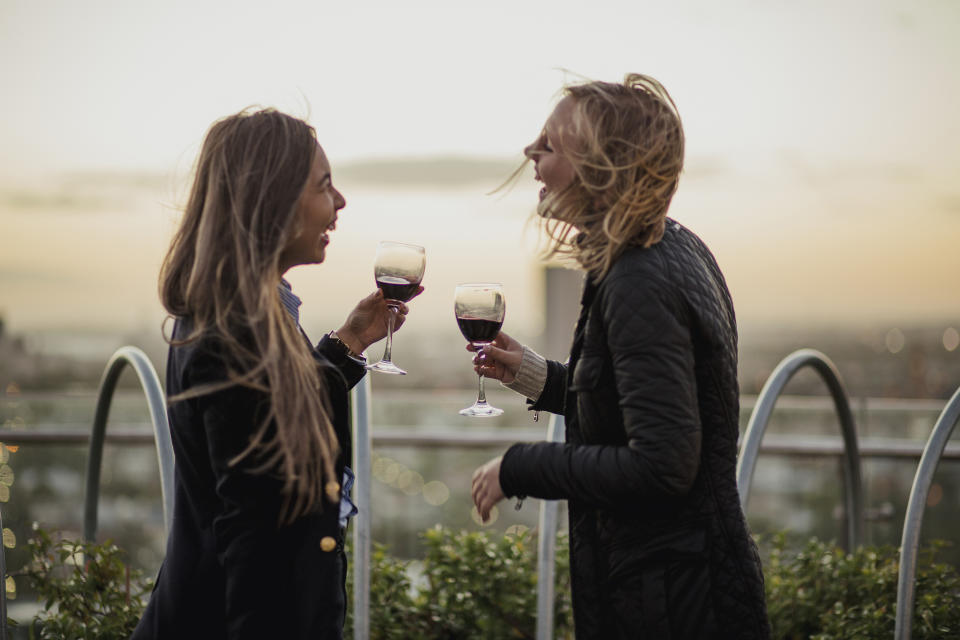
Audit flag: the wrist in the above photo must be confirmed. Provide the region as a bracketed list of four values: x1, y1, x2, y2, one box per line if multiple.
[330, 329, 365, 359]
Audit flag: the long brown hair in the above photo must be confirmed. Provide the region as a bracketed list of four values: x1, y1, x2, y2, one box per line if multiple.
[537, 73, 685, 280]
[160, 108, 339, 523]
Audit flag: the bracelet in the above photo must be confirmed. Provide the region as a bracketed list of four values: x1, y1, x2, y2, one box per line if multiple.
[327, 331, 366, 362]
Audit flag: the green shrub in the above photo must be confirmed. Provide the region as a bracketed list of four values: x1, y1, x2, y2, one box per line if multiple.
[6, 525, 959, 639]
[763, 533, 960, 639]
[345, 526, 574, 639]
[11, 524, 153, 639]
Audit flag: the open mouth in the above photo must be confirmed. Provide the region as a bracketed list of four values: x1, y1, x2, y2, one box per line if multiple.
[321, 220, 336, 245]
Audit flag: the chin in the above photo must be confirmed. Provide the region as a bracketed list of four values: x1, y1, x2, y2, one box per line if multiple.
[535, 200, 554, 219]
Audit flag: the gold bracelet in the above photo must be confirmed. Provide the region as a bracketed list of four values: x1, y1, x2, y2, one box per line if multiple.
[328, 331, 365, 361]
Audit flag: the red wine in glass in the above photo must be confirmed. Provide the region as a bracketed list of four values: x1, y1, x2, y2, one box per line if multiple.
[456, 317, 503, 344]
[376, 276, 421, 304]
[454, 283, 505, 417]
[367, 242, 426, 375]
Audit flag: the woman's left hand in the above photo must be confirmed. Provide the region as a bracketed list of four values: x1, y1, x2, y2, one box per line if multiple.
[471, 455, 505, 523]
[337, 287, 423, 353]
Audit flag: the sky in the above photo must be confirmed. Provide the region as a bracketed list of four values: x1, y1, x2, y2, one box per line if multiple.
[1, 0, 958, 357]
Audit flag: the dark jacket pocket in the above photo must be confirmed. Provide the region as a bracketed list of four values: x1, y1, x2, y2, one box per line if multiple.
[570, 355, 625, 444]
[570, 354, 604, 391]
[605, 527, 717, 639]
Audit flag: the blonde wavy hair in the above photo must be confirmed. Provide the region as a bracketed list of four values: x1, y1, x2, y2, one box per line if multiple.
[537, 73, 685, 280]
[160, 108, 339, 524]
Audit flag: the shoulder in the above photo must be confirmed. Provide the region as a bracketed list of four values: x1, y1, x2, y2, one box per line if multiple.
[168, 318, 242, 391]
[604, 220, 720, 293]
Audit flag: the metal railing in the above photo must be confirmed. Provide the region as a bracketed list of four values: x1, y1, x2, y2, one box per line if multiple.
[351, 376, 372, 640]
[535, 414, 565, 640]
[83, 347, 174, 542]
[0, 506, 6, 640]
[895, 385, 960, 640]
[736, 349, 864, 549]
[1, 346, 958, 639]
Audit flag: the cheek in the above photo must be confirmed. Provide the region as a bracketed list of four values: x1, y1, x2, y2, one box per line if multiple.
[545, 158, 575, 189]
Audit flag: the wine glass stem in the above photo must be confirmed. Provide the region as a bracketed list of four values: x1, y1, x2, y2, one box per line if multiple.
[381, 304, 398, 363]
[476, 372, 487, 405]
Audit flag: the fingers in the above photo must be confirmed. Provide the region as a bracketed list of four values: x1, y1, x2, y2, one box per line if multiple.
[470, 457, 504, 523]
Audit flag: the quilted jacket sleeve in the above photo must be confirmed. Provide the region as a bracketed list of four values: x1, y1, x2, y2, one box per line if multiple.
[500, 269, 701, 509]
[527, 358, 568, 415]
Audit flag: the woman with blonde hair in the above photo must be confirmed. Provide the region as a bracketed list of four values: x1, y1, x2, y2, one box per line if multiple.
[132, 108, 416, 639]
[470, 75, 770, 638]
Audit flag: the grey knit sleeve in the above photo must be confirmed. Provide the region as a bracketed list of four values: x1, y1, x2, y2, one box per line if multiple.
[503, 345, 548, 401]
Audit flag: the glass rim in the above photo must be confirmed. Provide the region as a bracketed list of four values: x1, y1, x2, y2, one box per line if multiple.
[377, 240, 425, 251]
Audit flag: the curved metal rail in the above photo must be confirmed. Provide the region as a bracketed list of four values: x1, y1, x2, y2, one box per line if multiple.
[895, 385, 960, 640]
[736, 349, 863, 549]
[83, 347, 174, 542]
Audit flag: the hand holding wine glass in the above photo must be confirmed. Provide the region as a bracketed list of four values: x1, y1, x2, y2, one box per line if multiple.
[455, 283, 505, 417]
[467, 331, 523, 385]
[367, 241, 426, 375]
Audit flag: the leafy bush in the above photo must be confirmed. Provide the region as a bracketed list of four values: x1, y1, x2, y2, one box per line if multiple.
[763, 533, 960, 639]
[345, 526, 574, 639]
[5, 525, 959, 639]
[10, 525, 153, 639]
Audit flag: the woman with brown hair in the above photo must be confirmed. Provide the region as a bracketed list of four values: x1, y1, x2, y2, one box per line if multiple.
[470, 75, 770, 638]
[132, 108, 416, 639]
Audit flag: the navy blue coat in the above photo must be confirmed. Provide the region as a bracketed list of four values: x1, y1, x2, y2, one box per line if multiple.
[132, 320, 364, 639]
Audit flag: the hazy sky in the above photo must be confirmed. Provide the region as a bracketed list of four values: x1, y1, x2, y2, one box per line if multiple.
[3, 0, 957, 175]
[1, 0, 958, 355]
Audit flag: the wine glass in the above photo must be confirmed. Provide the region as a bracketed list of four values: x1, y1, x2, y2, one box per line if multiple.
[366, 241, 426, 375]
[455, 283, 506, 417]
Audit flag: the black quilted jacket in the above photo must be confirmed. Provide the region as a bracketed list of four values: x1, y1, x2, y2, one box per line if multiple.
[500, 220, 770, 639]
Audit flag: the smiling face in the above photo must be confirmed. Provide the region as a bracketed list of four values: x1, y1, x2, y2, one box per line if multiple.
[524, 96, 578, 203]
[279, 143, 346, 273]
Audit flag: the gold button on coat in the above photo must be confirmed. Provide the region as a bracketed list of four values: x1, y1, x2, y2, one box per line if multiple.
[320, 536, 337, 552]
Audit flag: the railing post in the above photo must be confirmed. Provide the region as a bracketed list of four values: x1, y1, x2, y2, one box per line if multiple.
[736, 349, 863, 549]
[535, 414, 565, 640]
[351, 375, 372, 640]
[84, 347, 173, 542]
[895, 385, 960, 640]
[0, 506, 7, 640]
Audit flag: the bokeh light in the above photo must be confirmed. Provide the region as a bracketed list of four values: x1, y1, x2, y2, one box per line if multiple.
[943, 327, 959, 352]
[885, 328, 905, 354]
[926, 483, 943, 508]
[2, 528, 16, 549]
[422, 481, 450, 506]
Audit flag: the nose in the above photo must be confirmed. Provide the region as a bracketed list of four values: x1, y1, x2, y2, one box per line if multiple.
[334, 188, 346, 210]
[523, 141, 536, 160]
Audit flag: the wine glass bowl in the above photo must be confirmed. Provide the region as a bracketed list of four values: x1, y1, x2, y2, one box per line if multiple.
[455, 283, 505, 417]
[367, 242, 426, 375]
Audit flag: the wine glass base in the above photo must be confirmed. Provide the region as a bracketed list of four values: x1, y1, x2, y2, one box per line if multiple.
[459, 403, 504, 417]
[366, 360, 407, 375]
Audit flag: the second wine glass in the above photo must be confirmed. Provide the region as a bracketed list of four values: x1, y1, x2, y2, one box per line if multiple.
[367, 241, 425, 375]
[455, 283, 505, 417]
